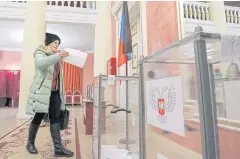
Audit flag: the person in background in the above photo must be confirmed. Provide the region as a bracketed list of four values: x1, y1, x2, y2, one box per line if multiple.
[214, 68, 223, 79]
[25, 33, 74, 157]
[4, 98, 11, 107]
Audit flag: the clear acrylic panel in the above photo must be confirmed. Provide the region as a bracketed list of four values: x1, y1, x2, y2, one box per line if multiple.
[204, 35, 240, 159]
[92, 77, 99, 159]
[140, 31, 240, 159]
[93, 75, 140, 159]
[142, 38, 204, 159]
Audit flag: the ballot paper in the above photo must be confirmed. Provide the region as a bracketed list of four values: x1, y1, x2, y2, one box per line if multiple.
[101, 145, 118, 156]
[158, 153, 168, 159]
[101, 145, 130, 159]
[101, 148, 129, 159]
[62, 48, 88, 68]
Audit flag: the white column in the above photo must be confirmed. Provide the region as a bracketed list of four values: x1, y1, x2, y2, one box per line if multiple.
[210, 1, 227, 34]
[140, 1, 148, 57]
[210, 1, 228, 77]
[94, 1, 113, 119]
[94, 1, 112, 77]
[17, 1, 46, 119]
[176, 1, 184, 39]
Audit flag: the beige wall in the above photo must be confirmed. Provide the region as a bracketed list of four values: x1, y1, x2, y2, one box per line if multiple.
[82, 54, 94, 98]
[0, 51, 21, 70]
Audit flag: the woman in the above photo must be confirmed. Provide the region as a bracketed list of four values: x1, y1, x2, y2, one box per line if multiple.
[25, 33, 74, 157]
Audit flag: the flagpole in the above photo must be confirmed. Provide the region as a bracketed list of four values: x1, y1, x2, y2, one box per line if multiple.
[118, 1, 135, 151]
[125, 61, 129, 150]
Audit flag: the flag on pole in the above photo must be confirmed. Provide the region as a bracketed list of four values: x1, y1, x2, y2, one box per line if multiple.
[118, 1, 132, 68]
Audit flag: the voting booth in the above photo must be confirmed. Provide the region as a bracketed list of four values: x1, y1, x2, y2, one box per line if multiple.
[91, 27, 240, 159]
[138, 26, 240, 159]
[92, 75, 140, 159]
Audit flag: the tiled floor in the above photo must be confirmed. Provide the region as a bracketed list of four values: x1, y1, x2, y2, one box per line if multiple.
[2, 107, 239, 159]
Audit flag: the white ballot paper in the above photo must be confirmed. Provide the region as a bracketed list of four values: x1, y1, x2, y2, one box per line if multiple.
[158, 153, 168, 159]
[62, 48, 88, 68]
[102, 148, 129, 159]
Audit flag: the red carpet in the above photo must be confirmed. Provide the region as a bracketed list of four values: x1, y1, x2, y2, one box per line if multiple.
[75, 118, 81, 159]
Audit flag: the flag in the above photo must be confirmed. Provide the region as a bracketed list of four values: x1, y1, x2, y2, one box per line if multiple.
[118, 1, 132, 68]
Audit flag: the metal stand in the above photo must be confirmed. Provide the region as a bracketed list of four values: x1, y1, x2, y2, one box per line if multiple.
[110, 106, 135, 147]
[119, 80, 137, 150]
[103, 80, 136, 150]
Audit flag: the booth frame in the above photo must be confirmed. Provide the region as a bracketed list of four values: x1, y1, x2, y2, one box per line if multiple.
[138, 29, 221, 159]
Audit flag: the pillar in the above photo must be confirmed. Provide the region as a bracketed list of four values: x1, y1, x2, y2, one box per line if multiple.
[210, 1, 228, 77]
[94, 1, 113, 118]
[16, 1, 46, 119]
[176, 1, 184, 39]
[94, 1, 112, 77]
[210, 1, 227, 34]
[140, 1, 148, 57]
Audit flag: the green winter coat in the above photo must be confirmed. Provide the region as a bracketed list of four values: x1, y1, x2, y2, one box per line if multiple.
[25, 45, 65, 115]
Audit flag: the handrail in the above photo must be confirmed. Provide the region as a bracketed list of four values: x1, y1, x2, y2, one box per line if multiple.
[225, 5, 240, 24]
[6, 1, 96, 9]
[183, 2, 210, 21]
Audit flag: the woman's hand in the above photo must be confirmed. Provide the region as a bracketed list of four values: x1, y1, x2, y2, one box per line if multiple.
[58, 50, 69, 59]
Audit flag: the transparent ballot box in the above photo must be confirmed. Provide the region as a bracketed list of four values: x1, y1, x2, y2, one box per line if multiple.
[92, 75, 140, 159]
[138, 26, 240, 159]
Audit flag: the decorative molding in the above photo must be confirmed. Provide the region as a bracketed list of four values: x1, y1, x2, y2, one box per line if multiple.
[225, 5, 240, 24]
[184, 18, 215, 26]
[183, 19, 217, 35]
[112, 1, 138, 25]
[183, 18, 240, 36]
[131, 21, 137, 36]
[183, 2, 210, 21]
[227, 23, 240, 35]
[0, 2, 26, 21]
[111, 1, 136, 16]
[45, 6, 98, 24]
[132, 43, 138, 69]
[181, 2, 240, 36]
[0, 2, 98, 24]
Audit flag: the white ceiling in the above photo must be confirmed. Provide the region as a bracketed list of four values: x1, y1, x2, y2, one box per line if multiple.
[0, 20, 95, 53]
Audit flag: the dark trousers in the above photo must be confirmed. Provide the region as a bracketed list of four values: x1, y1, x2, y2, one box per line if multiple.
[43, 114, 50, 123]
[31, 91, 61, 125]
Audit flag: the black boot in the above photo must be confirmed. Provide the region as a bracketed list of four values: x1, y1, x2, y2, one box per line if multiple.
[26, 124, 39, 154]
[50, 123, 74, 157]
